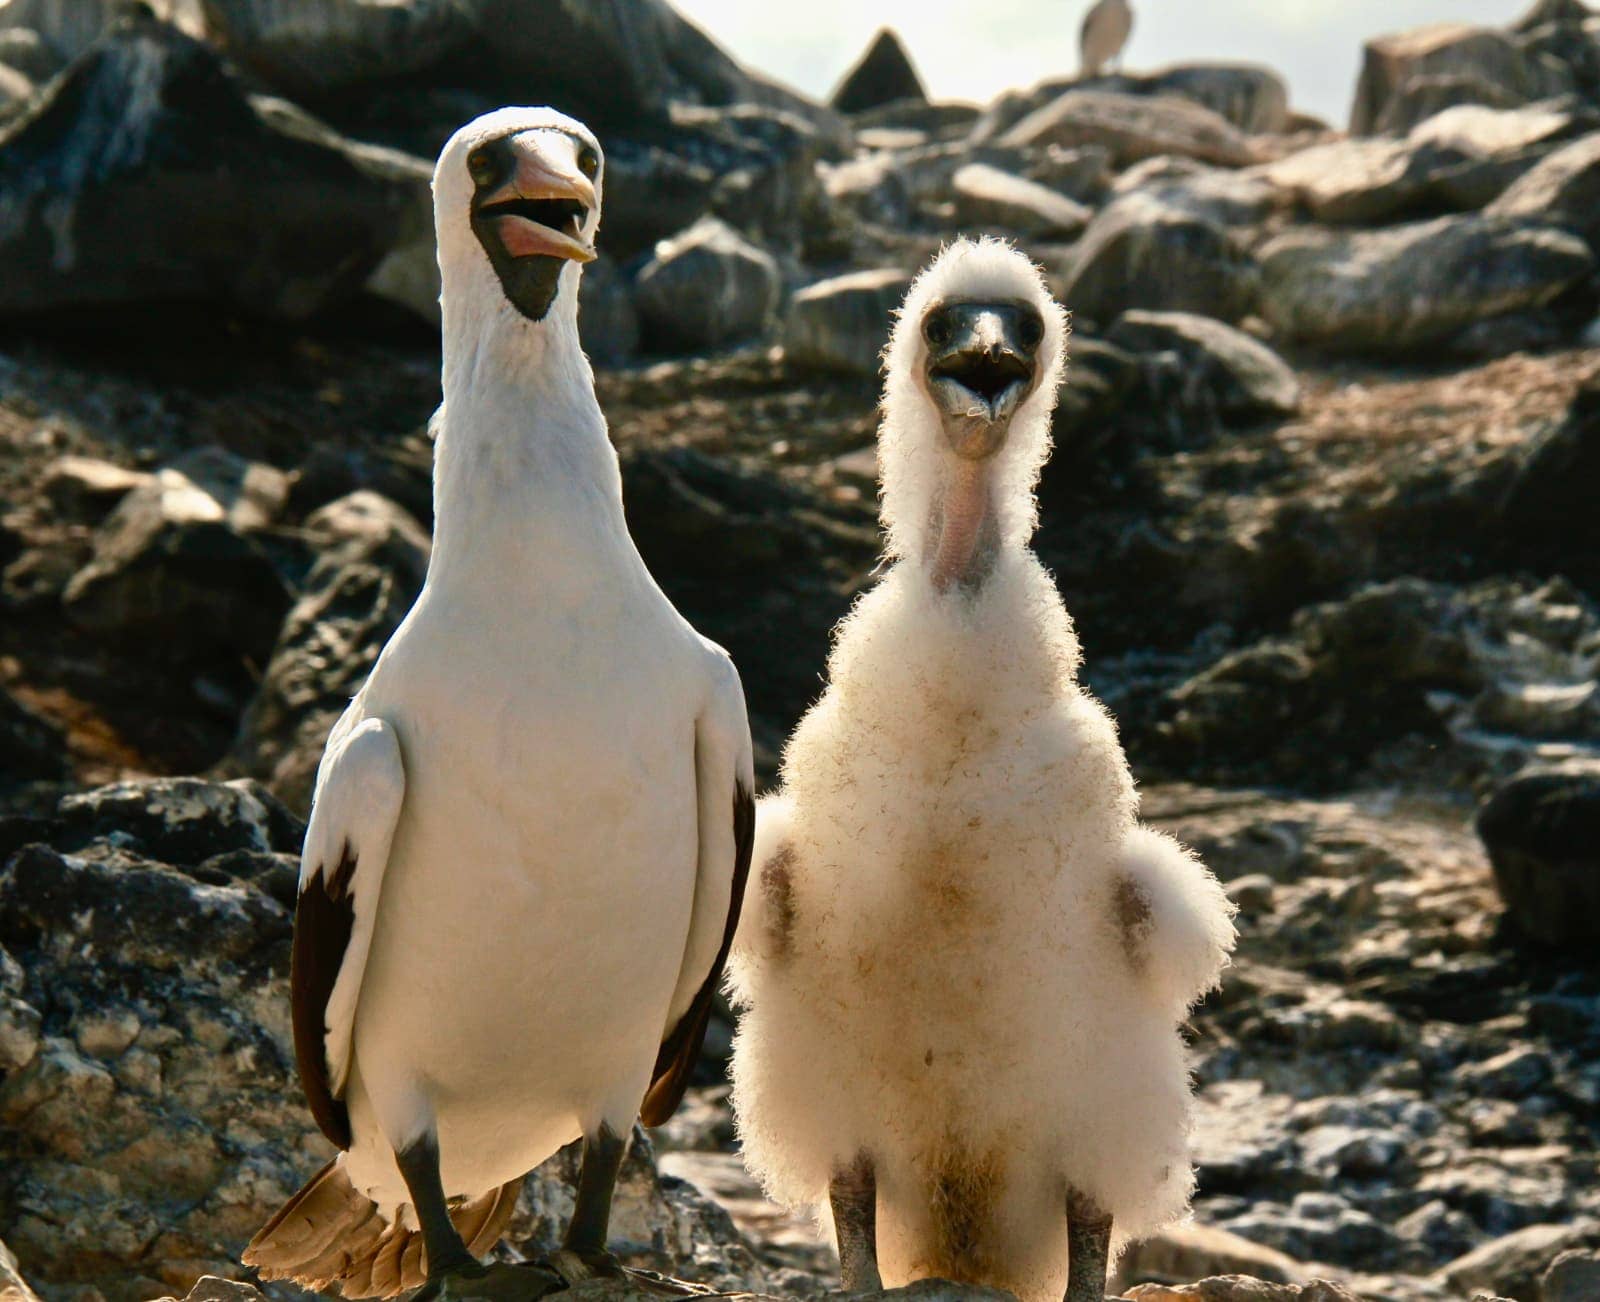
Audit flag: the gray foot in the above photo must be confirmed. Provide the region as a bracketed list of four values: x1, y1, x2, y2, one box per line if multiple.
[538, 1248, 625, 1286]
[416, 1261, 565, 1302]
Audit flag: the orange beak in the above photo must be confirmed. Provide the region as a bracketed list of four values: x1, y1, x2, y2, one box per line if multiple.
[479, 147, 597, 263]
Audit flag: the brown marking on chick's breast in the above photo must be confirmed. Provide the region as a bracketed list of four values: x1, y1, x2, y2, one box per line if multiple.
[762, 842, 797, 960]
[1112, 872, 1154, 973]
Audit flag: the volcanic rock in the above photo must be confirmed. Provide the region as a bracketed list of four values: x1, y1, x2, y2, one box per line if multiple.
[1488, 131, 1600, 254]
[0, 13, 421, 320]
[635, 217, 781, 352]
[1435, 1220, 1600, 1300]
[1156, 577, 1600, 789]
[1543, 1249, 1600, 1302]
[1350, 22, 1574, 136]
[227, 492, 429, 814]
[1477, 763, 1600, 948]
[829, 28, 926, 115]
[783, 268, 912, 376]
[1108, 310, 1300, 420]
[1259, 214, 1593, 354]
[950, 163, 1090, 238]
[61, 448, 292, 666]
[1059, 194, 1260, 329]
[999, 89, 1258, 169]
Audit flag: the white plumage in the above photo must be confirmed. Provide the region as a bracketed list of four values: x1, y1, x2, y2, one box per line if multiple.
[1080, 0, 1133, 79]
[246, 107, 753, 1297]
[728, 238, 1234, 1302]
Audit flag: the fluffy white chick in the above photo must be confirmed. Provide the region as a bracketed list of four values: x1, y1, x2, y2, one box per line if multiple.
[728, 237, 1235, 1302]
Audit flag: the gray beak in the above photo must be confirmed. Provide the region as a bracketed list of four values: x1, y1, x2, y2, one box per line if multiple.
[923, 301, 1045, 458]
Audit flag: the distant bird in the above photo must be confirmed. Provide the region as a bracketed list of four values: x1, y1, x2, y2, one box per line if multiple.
[727, 238, 1236, 1302]
[1080, 0, 1133, 78]
[243, 106, 754, 1300]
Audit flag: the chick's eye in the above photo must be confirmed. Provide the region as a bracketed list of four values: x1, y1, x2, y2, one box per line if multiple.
[923, 312, 952, 348]
[1017, 313, 1044, 349]
[577, 147, 599, 179]
[467, 148, 496, 186]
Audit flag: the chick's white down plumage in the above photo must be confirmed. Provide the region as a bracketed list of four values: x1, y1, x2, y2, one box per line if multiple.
[728, 237, 1236, 1302]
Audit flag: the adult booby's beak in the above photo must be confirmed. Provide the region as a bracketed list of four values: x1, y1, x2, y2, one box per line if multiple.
[474, 135, 597, 264]
[922, 300, 1046, 458]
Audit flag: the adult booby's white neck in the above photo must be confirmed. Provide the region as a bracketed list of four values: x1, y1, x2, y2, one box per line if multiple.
[424, 108, 629, 595]
[429, 278, 627, 593]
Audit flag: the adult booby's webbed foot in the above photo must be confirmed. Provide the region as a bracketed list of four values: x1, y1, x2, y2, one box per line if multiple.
[829, 1151, 883, 1292]
[537, 1247, 626, 1285]
[1063, 1188, 1112, 1302]
[415, 1261, 566, 1302]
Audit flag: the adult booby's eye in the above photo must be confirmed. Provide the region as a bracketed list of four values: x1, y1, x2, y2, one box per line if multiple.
[923, 311, 952, 348]
[577, 146, 600, 179]
[467, 147, 499, 187]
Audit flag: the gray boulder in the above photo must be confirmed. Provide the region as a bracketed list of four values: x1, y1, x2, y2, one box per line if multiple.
[1488, 131, 1600, 253]
[951, 163, 1090, 238]
[1156, 576, 1600, 790]
[1409, 100, 1584, 157]
[1349, 22, 1574, 135]
[39, 455, 149, 521]
[1435, 1221, 1600, 1301]
[820, 153, 913, 228]
[1113, 156, 1282, 226]
[1132, 62, 1291, 135]
[783, 268, 912, 376]
[1477, 764, 1600, 948]
[227, 492, 429, 814]
[197, 0, 832, 136]
[1108, 310, 1300, 419]
[973, 63, 1288, 144]
[1259, 214, 1593, 354]
[999, 89, 1258, 168]
[634, 217, 781, 352]
[1059, 195, 1260, 329]
[1544, 1250, 1600, 1302]
[62, 448, 292, 665]
[829, 27, 925, 114]
[1260, 137, 1442, 224]
[0, 12, 422, 320]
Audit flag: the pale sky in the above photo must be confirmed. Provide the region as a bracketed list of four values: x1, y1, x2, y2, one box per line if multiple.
[674, 0, 1534, 128]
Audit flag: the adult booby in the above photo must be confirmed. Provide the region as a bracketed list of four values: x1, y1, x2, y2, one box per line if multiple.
[727, 238, 1235, 1302]
[243, 107, 754, 1300]
[1080, 0, 1133, 78]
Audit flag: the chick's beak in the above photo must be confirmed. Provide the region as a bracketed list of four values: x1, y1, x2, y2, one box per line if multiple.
[479, 145, 597, 264]
[923, 302, 1044, 457]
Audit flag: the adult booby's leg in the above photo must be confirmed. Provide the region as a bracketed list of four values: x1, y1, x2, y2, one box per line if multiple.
[545, 1124, 629, 1281]
[397, 1132, 477, 1281]
[400, 1133, 561, 1302]
[830, 1151, 883, 1292]
[1064, 1189, 1112, 1302]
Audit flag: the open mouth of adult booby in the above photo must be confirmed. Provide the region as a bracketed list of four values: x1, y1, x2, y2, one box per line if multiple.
[478, 196, 592, 261]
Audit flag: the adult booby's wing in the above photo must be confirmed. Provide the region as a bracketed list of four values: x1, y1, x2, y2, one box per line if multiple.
[291, 712, 405, 1148]
[642, 652, 754, 1127]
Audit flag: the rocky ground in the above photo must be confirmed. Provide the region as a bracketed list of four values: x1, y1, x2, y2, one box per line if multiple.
[2, 1, 1600, 1301]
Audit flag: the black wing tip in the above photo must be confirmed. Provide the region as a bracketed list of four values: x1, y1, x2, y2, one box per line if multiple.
[642, 778, 756, 1128]
[292, 853, 357, 1150]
